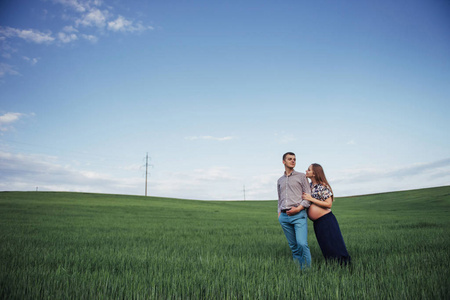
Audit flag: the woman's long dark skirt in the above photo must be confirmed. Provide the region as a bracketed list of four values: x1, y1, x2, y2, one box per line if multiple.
[313, 212, 351, 265]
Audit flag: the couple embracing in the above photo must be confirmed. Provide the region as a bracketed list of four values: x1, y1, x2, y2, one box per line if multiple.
[277, 152, 351, 269]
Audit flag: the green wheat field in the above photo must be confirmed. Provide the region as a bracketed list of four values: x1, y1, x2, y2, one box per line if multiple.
[1, 186, 449, 299]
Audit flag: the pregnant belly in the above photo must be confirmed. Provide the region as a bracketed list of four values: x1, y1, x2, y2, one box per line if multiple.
[307, 204, 331, 221]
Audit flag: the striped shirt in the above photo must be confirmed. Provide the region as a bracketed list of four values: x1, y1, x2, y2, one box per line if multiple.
[277, 170, 311, 213]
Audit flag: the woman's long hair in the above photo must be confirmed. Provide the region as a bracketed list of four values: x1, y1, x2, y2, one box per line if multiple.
[311, 163, 334, 201]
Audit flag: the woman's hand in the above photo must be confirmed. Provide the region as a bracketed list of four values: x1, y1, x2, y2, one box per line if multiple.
[302, 192, 313, 201]
[304, 192, 333, 209]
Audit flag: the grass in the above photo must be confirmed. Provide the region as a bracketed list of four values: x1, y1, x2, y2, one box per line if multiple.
[0, 186, 449, 299]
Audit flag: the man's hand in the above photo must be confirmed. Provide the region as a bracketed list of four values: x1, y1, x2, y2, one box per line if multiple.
[286, 205, 303, 216]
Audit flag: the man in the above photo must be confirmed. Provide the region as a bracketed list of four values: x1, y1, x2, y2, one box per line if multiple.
[277, 152, 312, 269]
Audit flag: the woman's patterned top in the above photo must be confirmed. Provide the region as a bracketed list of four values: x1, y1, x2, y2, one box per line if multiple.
[310, 183, 333, 201]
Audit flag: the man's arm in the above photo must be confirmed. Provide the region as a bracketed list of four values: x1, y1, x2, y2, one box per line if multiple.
[299, 174, 311, 208]
[277, 181, 281, 216]
[286, 204, 305, 216]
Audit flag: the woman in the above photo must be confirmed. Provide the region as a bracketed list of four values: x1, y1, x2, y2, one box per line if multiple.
[302, 163, 351, 265]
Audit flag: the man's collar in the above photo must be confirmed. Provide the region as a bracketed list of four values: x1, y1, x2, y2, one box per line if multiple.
[284, 169, 297, 177]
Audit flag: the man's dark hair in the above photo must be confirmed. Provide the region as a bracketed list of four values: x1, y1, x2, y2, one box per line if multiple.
[283, 152, 296, 161]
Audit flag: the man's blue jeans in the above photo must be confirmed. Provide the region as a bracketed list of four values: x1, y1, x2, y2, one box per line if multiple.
[279, 210, 311, 269]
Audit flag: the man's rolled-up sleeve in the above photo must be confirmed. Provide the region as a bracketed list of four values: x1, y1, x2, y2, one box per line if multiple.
[299, 174, 311, 208]
[277, 182, 281, 213]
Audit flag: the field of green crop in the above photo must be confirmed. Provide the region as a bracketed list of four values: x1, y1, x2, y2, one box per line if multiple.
[1, 186, 449, 299]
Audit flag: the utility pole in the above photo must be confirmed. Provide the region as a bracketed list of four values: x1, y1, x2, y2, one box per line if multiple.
[145, 153, 149, 196]
[243, 185, 246, 201]
[144, 153, 154, 197]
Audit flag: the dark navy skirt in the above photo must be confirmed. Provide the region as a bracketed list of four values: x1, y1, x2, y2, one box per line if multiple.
[313, 212, 351, 265]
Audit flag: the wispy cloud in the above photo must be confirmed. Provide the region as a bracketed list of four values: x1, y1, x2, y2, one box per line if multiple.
[0, 149, 241, 199]
[191, 167, 238, 181]
[108, 16, 153, 33]
[62, 25, 78, 33]
[0, 151, 141, 194]
[0, 27, 55, 44]
[275, 132, 297, 144]
[0, 112, 23, 126]
[150, 167, 242, 200]
[81, 34, 98, 43]
[185, 136, 234, 141]
[51, 0, 91, 13]
[0, 112, 34, 132]
[0, 0, 154, 78]
[75, 8, 109, 28]
[58, 31, 78, 43]
[64, 1, 153, 34]
[1, 147, 448, 200]
[22, 56, 40, 65]
[244, 172, 280, 200]
[387, 158, 450, 178]
[0, 63, 20, 78]
[331, 158, 450, 196]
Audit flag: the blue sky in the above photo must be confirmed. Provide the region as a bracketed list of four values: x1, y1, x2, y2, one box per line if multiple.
[1, 0, 449, 200]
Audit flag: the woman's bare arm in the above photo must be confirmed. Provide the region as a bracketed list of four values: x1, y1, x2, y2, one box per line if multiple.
[302, 193, 332, 209]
